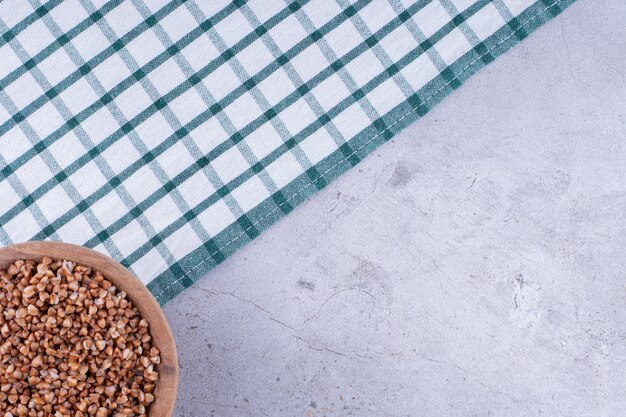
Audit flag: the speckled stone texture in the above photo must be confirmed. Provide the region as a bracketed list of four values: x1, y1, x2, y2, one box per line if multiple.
[164, 1, 626, 415]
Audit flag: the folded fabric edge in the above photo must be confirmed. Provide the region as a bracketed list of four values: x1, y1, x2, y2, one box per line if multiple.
[148, 0, 577, 305]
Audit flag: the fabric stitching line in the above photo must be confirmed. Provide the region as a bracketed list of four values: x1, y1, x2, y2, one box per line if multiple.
[153, 1, 557, 299]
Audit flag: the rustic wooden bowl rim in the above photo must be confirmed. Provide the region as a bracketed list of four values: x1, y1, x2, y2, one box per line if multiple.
[0, 242, 178, 417]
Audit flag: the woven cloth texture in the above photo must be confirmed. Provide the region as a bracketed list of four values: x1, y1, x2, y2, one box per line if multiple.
[0, 0, 575, 303]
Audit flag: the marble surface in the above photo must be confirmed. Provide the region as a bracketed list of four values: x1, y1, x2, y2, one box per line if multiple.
[164, 1, 626, 415]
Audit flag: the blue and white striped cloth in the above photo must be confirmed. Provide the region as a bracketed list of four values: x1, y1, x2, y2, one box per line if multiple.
[0, 0, 575, 303]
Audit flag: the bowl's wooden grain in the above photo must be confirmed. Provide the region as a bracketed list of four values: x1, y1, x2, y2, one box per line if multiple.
[0, 242, 178, 417]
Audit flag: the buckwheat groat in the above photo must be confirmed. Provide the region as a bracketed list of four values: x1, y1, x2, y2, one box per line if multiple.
[0, 258, 160, 417]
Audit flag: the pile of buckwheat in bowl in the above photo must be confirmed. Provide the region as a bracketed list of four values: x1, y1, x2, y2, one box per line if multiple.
[0, 257, 160, 417]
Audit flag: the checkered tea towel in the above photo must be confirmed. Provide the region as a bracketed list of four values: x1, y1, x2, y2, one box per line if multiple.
[0, 0, 575, 303]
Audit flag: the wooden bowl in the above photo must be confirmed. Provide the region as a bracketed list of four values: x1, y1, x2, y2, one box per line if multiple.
[0, 242, 178, 417]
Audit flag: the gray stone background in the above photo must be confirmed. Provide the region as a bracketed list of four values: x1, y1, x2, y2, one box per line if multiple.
[165, 1, 626, 415]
